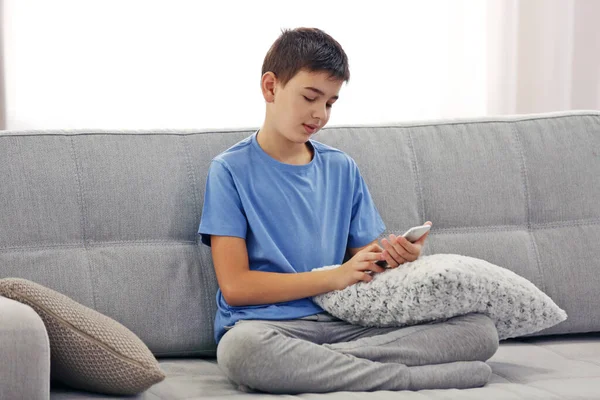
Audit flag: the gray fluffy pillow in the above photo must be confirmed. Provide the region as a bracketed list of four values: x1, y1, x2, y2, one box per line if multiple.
[313, 254, 567, 340]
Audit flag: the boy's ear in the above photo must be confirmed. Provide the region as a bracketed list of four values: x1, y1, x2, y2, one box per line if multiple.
[261, 72, 277, 103]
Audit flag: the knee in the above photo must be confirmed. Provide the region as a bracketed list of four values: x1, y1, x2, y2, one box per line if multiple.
[216, 322, 272, 385]
[468, 313, 499, 361]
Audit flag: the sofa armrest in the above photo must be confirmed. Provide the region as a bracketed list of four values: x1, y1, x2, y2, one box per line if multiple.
[0, 295, 50, 400]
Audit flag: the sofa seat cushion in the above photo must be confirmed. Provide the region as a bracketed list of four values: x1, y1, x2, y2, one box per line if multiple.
[45, 333, 600, 399]
[47, 333, 600, 399]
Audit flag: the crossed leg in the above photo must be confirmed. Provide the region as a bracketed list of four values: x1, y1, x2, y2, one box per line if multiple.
[217, 313, 498, 394]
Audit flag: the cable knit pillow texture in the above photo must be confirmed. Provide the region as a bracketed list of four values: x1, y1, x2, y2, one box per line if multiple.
[312, 254, 567, 340]
[0, 278, 165, 395]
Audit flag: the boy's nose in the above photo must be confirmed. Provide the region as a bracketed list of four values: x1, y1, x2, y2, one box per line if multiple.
[312, 105, 327, 122]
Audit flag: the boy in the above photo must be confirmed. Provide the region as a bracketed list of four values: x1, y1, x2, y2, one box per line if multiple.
[198, 27, 499, 394]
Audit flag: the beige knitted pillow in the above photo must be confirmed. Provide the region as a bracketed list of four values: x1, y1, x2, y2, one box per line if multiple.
[0, 278, 165, 395]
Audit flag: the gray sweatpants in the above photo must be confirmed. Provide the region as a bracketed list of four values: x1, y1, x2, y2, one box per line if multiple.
[217, 312, 499, 394]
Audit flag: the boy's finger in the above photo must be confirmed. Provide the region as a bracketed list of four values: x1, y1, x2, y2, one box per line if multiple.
[382, 251, 398, 268]
[364, 252, 384, 261]
[382, 240, 402, 264]
[362, 243, 383, 253]
[368, 263, 386, 273]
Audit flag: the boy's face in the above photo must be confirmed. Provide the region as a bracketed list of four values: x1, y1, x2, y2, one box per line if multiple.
[264, 68, 343, 143]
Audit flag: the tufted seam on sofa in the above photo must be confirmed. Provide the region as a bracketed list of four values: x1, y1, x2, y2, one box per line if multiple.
[406, 127, 434, 254]
[490, 372, 563, 399]
[3, 218, 598, 253]
[521, 382, 564, 399]
[180, 135, 214, 344]
[510, 122, 546, 293]
[180, 135, 202, 240]
[428, 217, 600, 235]
[0, 240, 198, 253]
[527, 342, 600, 368]
[69, 136, 97, 310]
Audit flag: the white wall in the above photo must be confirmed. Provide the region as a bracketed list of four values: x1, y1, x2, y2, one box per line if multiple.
[0, 0, 6, 129]
[3, 0, 488, 130]
[3, 0, 599, 131]
[486, 0, 600, 115]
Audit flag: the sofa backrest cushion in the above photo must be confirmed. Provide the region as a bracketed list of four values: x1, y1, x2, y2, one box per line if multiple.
[1, 111, 598, 355]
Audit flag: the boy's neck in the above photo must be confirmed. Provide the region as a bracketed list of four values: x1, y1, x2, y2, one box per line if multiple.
[256, 125, 314, 165]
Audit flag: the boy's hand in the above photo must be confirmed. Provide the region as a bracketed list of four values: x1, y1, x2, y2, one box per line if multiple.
[329, 243, 386, 290]
[379, 221, 432, 269]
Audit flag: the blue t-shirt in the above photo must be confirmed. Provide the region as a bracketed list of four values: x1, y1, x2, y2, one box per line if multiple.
[198, 131, 385, 344]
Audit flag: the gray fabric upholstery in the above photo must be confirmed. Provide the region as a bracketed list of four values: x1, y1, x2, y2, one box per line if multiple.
[50, 333, 600, 400]
[1, 110, 599, 398]
[0, 296, 50, 400]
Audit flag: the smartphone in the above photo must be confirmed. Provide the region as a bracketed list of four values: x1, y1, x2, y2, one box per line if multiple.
[401, 224, 431, 243]
[375, 224, 431, 267]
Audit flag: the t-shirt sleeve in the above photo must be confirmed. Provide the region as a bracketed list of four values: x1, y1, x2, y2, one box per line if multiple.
[198, 159, 247, 247]
[347, 160, 386, 249]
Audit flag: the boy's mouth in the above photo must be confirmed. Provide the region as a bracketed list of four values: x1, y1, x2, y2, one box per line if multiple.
[303, 124, 317, 134]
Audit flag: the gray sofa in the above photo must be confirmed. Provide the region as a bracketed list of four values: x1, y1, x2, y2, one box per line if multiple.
[1, 110, 599, 399]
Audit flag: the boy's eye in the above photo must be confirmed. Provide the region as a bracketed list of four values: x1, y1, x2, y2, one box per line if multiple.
[303, 96, 334, 108]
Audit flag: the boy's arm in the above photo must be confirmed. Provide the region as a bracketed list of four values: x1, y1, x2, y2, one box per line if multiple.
[211, 235, 339, 307]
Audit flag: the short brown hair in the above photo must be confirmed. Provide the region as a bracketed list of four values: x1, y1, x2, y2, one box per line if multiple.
[261, 27, 350, 87]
